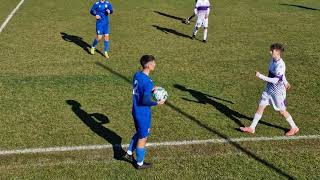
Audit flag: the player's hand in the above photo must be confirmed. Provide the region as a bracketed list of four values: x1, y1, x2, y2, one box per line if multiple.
[285, 83, 291, 90]
[95, 15, 101, 20]
[255, 71, 261, 78]
[106, 9, 111, 14]
[157, 99, 166, 105]
[205, 14, 208, 19]
[152, 86, 158, 92]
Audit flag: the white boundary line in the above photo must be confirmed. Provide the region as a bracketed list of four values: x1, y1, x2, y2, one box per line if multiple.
[0, 135, 319, 156]
[0, 0, 25, 33]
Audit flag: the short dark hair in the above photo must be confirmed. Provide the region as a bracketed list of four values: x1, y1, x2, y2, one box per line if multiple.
[270, 43, 284, 52]
[140, 55, 155, 68]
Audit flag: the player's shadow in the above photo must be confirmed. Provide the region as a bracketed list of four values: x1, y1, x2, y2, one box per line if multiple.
[152, 25, 191, 39]
[280, 3, 320, 11]
[154, 11, 185, 22]
[66, 100, 125, 160]
[174, 84, 288, 131]
[60, 32, 104, 56]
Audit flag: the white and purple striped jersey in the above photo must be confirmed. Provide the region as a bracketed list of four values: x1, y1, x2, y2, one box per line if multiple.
[194, 0, 211, 16]
[258, 58, 288, 96]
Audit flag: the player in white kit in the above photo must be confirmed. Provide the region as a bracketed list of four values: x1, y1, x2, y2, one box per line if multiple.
[240, 43, 299, 136]
[192, 0, 211, 43]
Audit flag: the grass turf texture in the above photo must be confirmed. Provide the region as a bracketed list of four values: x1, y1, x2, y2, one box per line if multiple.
[0, 0, 319, 178]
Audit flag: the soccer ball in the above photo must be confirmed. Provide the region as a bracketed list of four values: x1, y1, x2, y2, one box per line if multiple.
[152, 87, 168, 101]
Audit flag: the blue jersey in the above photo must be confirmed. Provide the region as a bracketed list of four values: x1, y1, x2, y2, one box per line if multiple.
[132, 71, 157, 120]
[90, 1, 113, 25]
[132, 71, 157, 138]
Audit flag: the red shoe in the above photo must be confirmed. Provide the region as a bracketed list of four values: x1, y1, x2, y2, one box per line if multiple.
[285, 127, 299, 136]
[240, 127, 255, 134]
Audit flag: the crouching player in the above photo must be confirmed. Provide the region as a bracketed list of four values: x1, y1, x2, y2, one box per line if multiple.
[240, 43, 299, 136]
[89, 0, 113, 59]
[192, 0, 211, 43]
[122, 55, 165, 170]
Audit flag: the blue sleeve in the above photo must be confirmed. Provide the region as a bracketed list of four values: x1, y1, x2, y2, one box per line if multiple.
[141, 81, 157, 106]
[90, 3, 97, 16]
[108, 3, 113, 14]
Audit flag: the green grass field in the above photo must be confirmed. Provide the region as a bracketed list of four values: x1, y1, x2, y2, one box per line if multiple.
[0, 0, 320, 179]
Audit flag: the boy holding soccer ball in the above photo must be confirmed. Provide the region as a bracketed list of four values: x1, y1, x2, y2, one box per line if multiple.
[240, 43, 299, 136]
[122, 55, 165, 170]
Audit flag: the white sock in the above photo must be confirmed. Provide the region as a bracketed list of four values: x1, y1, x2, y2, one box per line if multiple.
[203, 28, 208, 40]
[127, 150, 133, 155]
[137, 161, 143, 166]
[286, 115, 297, 129]
[250, 113, 262, 129]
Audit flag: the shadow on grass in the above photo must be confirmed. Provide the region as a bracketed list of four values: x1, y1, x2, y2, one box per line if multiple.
[154, 11, 185, 21]
[95, 62, 295, 179]
[280, 3, 320, 11]
[174, 84, 288, 132]
[152, 25, 191, 39]
[60, 32, 104, 56]
[66, 100, 125, 160]
[174, 84, 249, 127]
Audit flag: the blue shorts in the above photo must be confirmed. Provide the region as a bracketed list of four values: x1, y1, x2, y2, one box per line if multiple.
[132, 112, 151, 139]
[96, 22, 109, 35]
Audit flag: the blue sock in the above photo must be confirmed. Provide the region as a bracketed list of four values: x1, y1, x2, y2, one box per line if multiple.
[136, 147, 145, 164]
[92, 39, 99, 48]
[104, 40, 109, 52]
[128, 133, 138, 152]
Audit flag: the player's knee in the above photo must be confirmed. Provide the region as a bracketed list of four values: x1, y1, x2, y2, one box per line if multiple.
[279, 110, 287, 116]
[96, 35, 103, 40]
[104, 35, 109, 41]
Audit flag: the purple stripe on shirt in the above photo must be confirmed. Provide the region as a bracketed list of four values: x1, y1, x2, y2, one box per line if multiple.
[268, 71, 283, 82]
[197, 6, 209, 11]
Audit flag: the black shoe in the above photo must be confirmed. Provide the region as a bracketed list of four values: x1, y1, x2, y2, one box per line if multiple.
[191, 35, 195, 40]
[122, 153, 135, 163]
[202, 40, 207, 43]
[135, 162, 152, 170]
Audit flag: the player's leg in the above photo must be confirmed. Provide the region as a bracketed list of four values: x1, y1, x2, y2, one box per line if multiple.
[192, 16, 202, 39]
[276, 98, 299, 136]
[134, 114, 152, 169]
[102, 23, 110, 59]
[91, 34, 102, 55]
[203, 18, 209, 43]
[279, 110, 299, 136]
[192, 26, 199, 39]
[103, 34, 110, 59]
[135, 128, 152, 170]
[240, 92, 269, 133]
[123, 116, 140, 163]
[203, 27, 208, 43]
[122, 132, 138, 163]
[91, 22, 104, 55]
[240, 105, 266, 133]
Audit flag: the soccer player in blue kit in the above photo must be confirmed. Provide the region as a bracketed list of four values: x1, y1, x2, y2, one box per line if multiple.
[89, 0, 113, 59]
[122, 55, 165, 170]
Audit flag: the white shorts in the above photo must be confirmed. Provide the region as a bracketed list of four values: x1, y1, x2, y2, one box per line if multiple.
[259, 91, 287, 111]
[195, 15, 208, 28]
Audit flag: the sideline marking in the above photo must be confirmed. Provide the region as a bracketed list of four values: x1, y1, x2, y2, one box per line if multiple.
[0, 0, 25, 33]
[0, 135, 319, 155]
